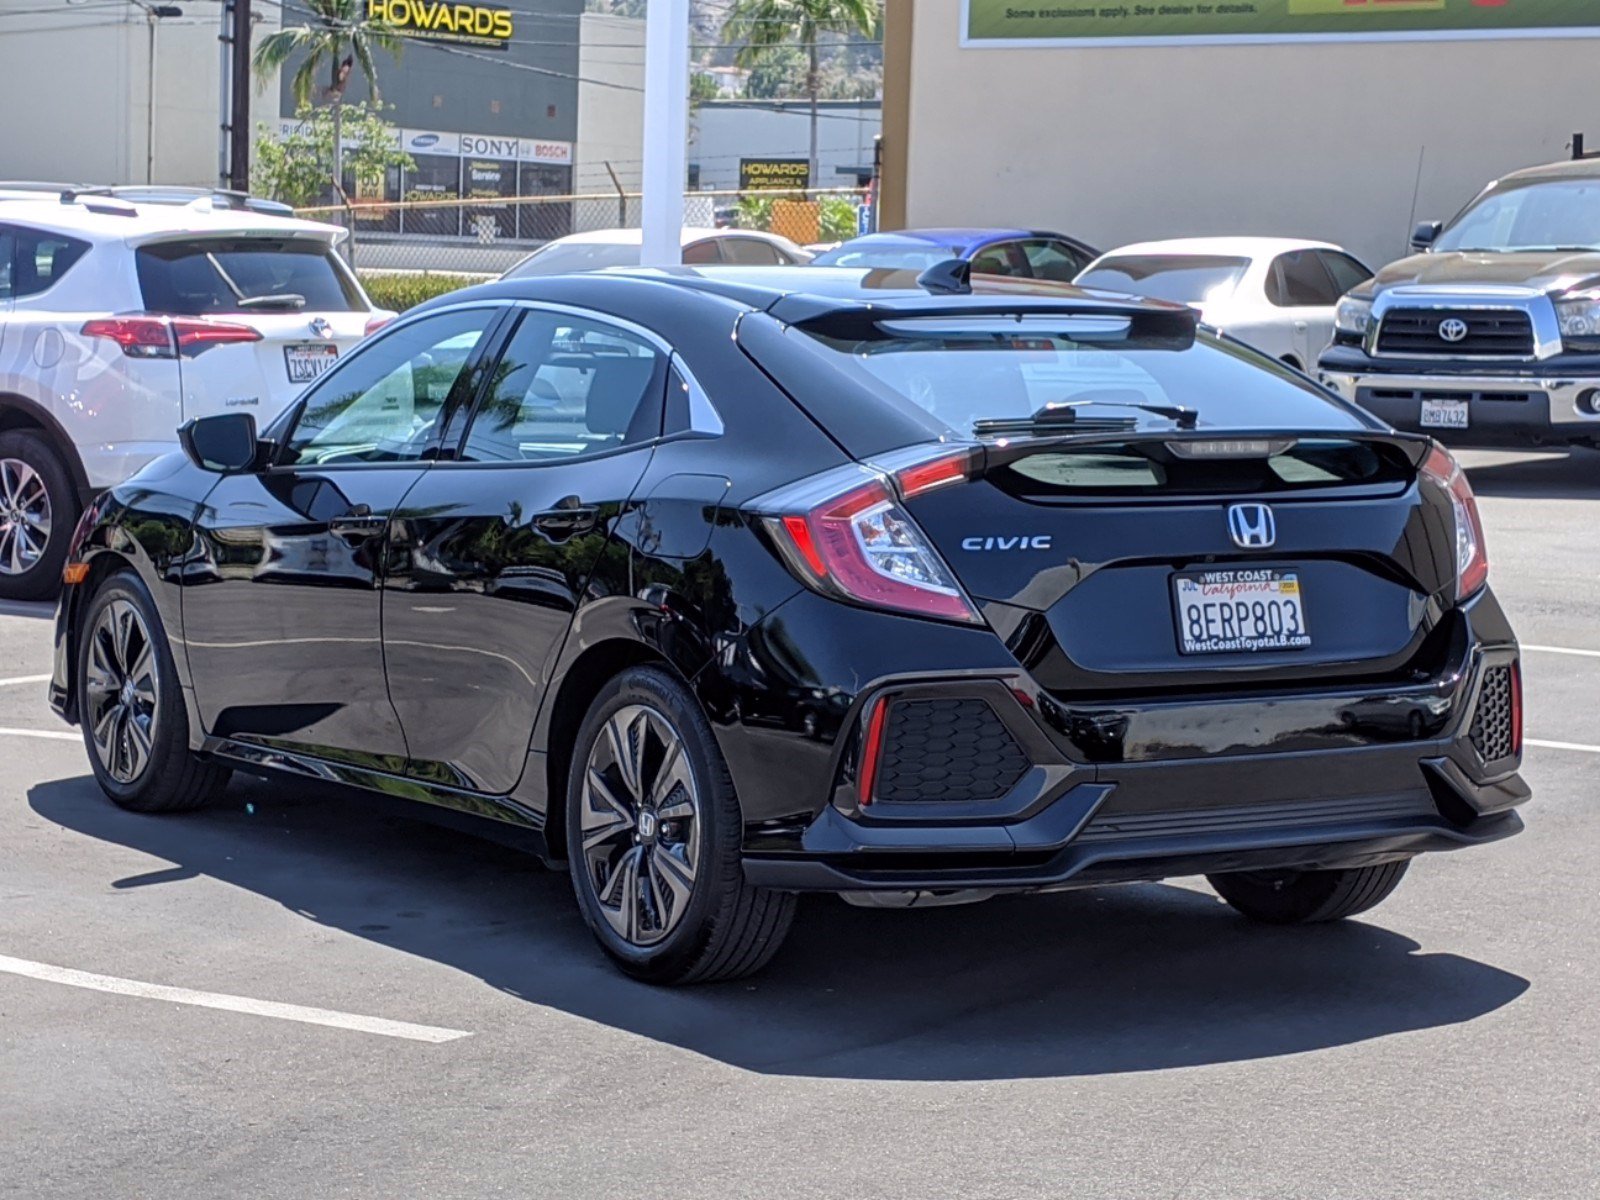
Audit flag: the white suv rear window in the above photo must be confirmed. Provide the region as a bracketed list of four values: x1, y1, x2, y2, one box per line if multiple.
[136, 239, 363, 315]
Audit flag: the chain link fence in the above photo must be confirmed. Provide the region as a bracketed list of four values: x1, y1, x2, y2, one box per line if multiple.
[298, 187, 872, 281]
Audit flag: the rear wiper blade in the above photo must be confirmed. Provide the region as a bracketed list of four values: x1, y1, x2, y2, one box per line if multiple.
[973, 398, 1197, 439]
[237, 293, 307, 310]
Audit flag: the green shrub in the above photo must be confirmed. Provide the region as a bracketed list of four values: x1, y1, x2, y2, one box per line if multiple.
[359, 271, 487, 312]
[818, 195, 860, 243]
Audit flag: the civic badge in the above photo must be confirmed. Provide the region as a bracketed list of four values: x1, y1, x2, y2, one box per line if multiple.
[1227, 503, 1276, 549]
[311, 317, 334, 340]
[1438, 317, 1469, 343]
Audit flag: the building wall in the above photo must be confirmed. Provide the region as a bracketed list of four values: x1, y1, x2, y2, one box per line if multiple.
[573, 12, 646, 211]
[691, 100, 881, 194]
[0, 3, 243, 188]
[890, 0, 1600, 267]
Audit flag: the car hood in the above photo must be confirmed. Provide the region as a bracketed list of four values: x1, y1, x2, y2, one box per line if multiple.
[1369, 250, 1600, 296]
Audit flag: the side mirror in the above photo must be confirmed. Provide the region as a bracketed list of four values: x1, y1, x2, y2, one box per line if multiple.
[1410, 220, 1442, 251]
[179, 413, 260, 473]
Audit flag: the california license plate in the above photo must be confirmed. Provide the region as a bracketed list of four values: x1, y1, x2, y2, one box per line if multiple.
[285, 342, 338, 384]
[1420, 398, 1469, 429]
[1173, 569, 1312, 655]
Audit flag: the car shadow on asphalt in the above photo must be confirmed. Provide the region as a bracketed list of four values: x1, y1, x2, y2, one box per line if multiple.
[29, 771, 1530, 1082]
[1461, 450, 1600, 500]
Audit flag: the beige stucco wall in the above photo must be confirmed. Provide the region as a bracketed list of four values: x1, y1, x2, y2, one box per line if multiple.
[900, 0, 1599, 267]
[573, 11, 646, 209]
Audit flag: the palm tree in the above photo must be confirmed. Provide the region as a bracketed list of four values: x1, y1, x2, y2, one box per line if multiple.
[253, 0, 402, 199]
[723, 0, 878, 191]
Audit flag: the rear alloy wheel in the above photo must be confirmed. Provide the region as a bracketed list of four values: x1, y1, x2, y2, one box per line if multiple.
[78, 571, 229, 812]
[0, 431, 77, 601]
[1207, 861, 1411, 925]
[567, 666, 796, 983]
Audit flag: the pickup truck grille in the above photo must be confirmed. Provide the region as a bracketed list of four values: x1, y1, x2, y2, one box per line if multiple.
[1375, 308, 1534, 357]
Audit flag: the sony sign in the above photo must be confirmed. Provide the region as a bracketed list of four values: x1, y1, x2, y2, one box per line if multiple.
[366, 0, 513, 47]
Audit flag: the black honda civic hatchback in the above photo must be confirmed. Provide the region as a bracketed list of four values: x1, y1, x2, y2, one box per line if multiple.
[50, 265, 1527, 983]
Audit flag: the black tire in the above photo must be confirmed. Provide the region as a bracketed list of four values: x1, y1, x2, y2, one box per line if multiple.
[0, 430, 78, 601]
[1207, 860, 1411, 925]
[77, 570, 230, 812]
[566, 665, 796, 984]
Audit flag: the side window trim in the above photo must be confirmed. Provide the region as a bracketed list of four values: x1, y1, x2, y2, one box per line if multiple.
[443, 300, 716, 468]
[270, 301, 507, 470]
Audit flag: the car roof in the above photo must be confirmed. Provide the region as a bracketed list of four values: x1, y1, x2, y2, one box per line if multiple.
[835, 227, 1052, 251]
[1089, 236, 1342, 261]
[442, 265, 1194, 325]
[543, 226, 790, 248]
[1491, 156, 1600, 187]
[0, 194, 344, 243]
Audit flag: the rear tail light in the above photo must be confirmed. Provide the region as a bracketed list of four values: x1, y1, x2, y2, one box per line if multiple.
[756, 456, 983, 625]
[364, 314, 394, 336]
[1421, 443, 1488, 599]
[81, 316, 261, 358]
[1510, 660, 1523, 759]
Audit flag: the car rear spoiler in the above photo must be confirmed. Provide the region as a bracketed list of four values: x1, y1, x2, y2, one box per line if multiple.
[969, 427, 1437, 473]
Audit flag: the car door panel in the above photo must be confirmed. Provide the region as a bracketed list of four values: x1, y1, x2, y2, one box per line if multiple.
[182, 305, 501, 771]
[383, 306, 669, 795]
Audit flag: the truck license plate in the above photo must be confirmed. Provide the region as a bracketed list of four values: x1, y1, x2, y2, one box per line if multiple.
[1420, 398, 1469, 429]
[1173, 569, 1312, 655]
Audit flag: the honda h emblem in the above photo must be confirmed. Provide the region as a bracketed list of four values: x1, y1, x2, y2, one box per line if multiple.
[1227, 503, 1276, 549]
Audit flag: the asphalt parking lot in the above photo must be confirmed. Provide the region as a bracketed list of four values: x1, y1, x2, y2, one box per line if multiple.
[2, 449, 1598, 1200]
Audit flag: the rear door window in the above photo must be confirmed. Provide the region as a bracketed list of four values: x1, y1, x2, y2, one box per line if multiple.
[1317, 250, 1373, 297]
[1265, 249, 1342, 308]
[0, 224, 89, 299]
[1020, 239, 1090, 282]
[136, 238, 363, 315]
[721, 237, 786, 265]
[970, 241, 1030, 277]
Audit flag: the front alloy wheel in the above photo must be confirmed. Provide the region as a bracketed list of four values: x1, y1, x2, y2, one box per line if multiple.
[84, 597, 159, 784]
[579, 704, 702, 947]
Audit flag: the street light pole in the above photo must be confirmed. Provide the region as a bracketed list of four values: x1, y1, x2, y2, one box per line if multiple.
[639, 0, 688, 267]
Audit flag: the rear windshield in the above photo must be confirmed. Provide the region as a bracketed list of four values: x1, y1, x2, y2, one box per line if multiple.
[801, 318, 1366, 437]
[136, 238, 363, 315]
[505, 241, 641, 277]
[1075, 255, 1249, 305]
[811, 244, 960, 271]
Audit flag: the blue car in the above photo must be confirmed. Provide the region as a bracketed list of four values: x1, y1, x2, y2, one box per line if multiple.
[811, 227, 1099, 282]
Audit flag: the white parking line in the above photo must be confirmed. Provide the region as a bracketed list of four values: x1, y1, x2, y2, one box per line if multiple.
[1527, 738, 1600, 756]
[0, 954, 472, 1044]
[0, 726, 77, 742]
[1524, 644, 1600, 660]
[0, 674, 50, 688]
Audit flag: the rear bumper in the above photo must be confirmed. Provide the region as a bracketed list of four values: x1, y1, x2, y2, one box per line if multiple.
[741, 592, 1526, 894]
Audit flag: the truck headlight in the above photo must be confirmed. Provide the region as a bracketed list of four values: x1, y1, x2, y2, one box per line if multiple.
[1335, 295, 1373, 336]
[1555, 294, 1600, 349]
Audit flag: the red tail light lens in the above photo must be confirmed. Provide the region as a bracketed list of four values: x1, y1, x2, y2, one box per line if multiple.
[82, 316, 261, 357]
[858, 695, 889, 806]
[81, 317, 174, 357]
[171, 318, 262, 351]
[759, 465, 983, 625]
[364, 314, 394, 336]
[1421, 444, 1488, 599]
[1510, 660, 1523, 758]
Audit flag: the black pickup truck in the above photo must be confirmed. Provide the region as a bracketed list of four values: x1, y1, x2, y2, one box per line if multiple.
[1319, 156, 1600, 448]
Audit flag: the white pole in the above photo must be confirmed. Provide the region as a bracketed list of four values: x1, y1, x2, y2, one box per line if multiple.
[639, 0, 689, 266]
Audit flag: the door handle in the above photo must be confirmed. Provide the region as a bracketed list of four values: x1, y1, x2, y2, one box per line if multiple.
[532, 503, 600, 539]
[329, 511, 388, 538]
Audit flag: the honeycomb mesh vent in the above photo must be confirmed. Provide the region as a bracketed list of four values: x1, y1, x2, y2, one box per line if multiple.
[1470, 666, 1515, 762]
[872, 697, 1029, 803]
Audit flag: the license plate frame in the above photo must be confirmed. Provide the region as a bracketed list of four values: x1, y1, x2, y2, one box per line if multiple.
[284, 342, 339, 385]
[1172, 568, 1312, 655]
[1420, 397, 1469, 429]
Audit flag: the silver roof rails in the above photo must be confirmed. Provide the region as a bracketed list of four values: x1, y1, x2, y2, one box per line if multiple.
[0, 182, 294, 216]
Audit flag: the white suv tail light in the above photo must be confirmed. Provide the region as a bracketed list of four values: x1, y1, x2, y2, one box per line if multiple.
[82, 316, 262, 359]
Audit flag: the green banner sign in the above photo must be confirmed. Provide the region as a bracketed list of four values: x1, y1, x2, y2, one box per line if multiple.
[963, 0, 1600, 46]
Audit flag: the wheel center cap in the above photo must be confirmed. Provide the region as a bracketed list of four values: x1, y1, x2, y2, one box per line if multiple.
[636, 809, 658, 843]
[119, 680, 136, 708]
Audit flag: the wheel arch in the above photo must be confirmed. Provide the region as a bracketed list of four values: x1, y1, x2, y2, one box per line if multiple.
[0, 391, 93, 504]
[55, 548, 139, 724]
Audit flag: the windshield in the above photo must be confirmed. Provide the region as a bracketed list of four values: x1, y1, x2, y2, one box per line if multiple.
[1435, 178, 1600, 252]
[811, 243, 961, 271]
[802, 321, 1365, 436]
[136, 239, 362, 314]
[1075, 255, 1250, 305]
[505, 240, 641, 277]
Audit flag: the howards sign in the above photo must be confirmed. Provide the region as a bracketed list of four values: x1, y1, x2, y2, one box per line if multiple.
[367, 0, 513, 48]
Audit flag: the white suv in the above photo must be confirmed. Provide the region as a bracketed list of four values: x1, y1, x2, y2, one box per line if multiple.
[0, 187, 393, 599]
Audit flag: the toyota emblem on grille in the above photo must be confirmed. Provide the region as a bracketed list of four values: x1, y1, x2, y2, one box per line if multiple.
[1438, 317, 1470, 343]
[1227, 503, 1276, 549]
